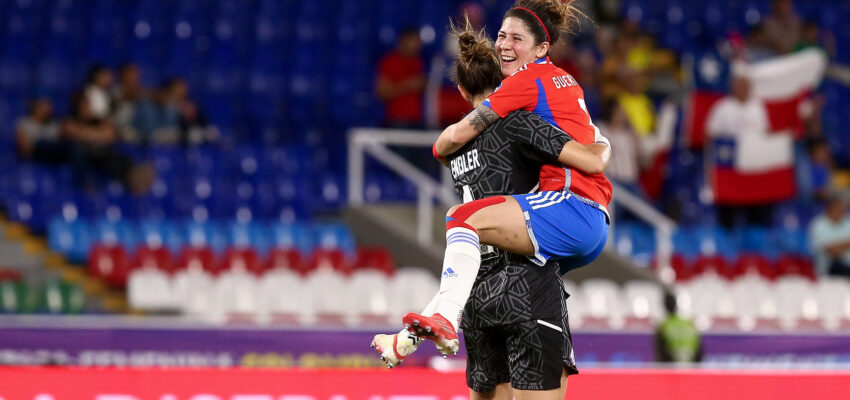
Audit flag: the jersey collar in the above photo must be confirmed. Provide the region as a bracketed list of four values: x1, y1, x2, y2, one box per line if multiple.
[534, 57, 551, 64]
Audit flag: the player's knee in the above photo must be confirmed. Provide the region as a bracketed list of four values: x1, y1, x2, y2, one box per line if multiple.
[446, 204, 462, 218]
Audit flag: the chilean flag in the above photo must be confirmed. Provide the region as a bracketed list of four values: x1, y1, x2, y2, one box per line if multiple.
[686, 48, 828, 148]
[710, 134, 795, 205]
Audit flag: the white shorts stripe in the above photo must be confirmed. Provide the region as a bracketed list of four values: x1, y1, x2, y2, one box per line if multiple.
[531, 193, 568, 210]
[528, 191, 556, 205]
[537, 319, 563, 332]
[525, 192, 544, 201]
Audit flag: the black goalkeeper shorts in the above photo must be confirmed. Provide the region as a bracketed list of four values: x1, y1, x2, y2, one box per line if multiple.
[464, 315, 578, 392]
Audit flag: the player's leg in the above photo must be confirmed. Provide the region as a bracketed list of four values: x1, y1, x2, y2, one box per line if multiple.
[463, 196, 534, 255]
[557, 370, 569, 400]
[404, 195, 527, 354]
[506, 319, 567, 399]
[405, 194, 607, 354]
[513, 373, 566, 400]
[466, 327, 513, 400]
[470, 384, 513, 400]
[372, 293, 440, 367]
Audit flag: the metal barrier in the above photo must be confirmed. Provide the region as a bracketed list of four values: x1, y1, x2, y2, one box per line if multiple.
[348, 128, 677, 282]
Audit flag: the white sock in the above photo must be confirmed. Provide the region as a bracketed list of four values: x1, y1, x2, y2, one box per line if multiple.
[420, 292, 440, 316]
[435, 227, 481, 332]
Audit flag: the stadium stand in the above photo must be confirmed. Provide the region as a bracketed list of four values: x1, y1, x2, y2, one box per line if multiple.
[1, 0, 849, 336]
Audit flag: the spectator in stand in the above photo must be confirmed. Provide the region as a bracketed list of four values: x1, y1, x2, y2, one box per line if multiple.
[425, 4, 484, 129]
[84, 65, 114, 120]
[655, 292, 702, 363]
[133, 78, 183, 144]
[807, 138, 833, 205]
[15, 98, 65, 163]
[600, 31, 634, 100]
[63, 92, 154, 194]
[376, 28, 426, 128]
[762, 0, 801, 54]
[617, 66, 655, 137]
[112, 63, 148, 143]
[707, 75, 769, 138]
[794, 21, 820, 52]
[179, 99, 219, 146]
[745, 24, 777, 62]
[549, 40, 583, 83]
[706, 75, 774, 229]
[809, 193, 850, 277]
[598, 100, 641, 195]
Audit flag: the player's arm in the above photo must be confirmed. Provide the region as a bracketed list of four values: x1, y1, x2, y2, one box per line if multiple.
[435, 73, 536, 159]
[558, 141, 610, 175]
[506, 111, 611, 175]
[434, 105, 500, 157]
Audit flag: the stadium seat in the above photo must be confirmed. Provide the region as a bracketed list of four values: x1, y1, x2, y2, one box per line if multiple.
[352, 247, 395, 275]
[306, 269, 351, 326]
[388, 267, 439, 321]
[668, 254, 692, 281]
[693, 255, 730, 279]
[133, 245, 175, 274]
[128, 268, 176, 312]
[139, 219, 185, 253]
[816, 278, 850, 331]
[735, 253, 776, 280]
[214, 269, 261, 322]
[580, 279, 624, 329]
[271, 222, 313, 254]
[0, 280, 34, 314]
[221, 247, 265, 276]
[88, 244, 131, 289]
[258, 269, 311, 324]
[563, 280, 586, 328]
[34, 279, 85, 315]
[730, 276, 780, 331]
[774, 276, 820, 330]
[349, 269, 391, 325]
[681, 275, 734, 330]
[177, 246, 219, 275]
[47, 218, 92, 263]
[312, 222, 356, 255]
[776, 254, 816, 280]
[173, 268, 216, 320]
[266, 248, 307, 275]
[623, 281, 664, 327]
[307, 249, 352, 275]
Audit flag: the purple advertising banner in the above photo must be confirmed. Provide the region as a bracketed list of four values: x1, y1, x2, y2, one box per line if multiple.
[1, 317, 849, 367]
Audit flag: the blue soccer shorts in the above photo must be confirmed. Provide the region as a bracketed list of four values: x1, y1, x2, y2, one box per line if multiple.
[512, 191, 609, 273]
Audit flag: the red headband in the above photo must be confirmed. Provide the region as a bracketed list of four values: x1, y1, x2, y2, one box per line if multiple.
[513, 7, 551, 43]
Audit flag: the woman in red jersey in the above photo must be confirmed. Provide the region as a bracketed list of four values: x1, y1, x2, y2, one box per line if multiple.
[402, 0, 612, 362]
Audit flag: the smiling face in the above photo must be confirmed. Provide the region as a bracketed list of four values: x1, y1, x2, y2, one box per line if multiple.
[495, 17, 548, 77]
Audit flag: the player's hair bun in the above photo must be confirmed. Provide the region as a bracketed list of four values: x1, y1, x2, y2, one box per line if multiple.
[450, 15, 503, 97]
[452, 17, 497, 71]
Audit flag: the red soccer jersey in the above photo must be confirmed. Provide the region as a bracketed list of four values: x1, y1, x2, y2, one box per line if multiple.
[482, 57, 612, 209]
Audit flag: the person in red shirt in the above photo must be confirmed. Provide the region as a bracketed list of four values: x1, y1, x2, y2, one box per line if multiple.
[402, 0, 613, 371]
[376, 28, 427, 128]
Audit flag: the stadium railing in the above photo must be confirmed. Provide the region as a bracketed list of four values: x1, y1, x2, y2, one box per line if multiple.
[347, 128, 678, 281]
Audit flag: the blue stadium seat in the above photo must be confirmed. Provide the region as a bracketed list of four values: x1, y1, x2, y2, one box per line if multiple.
[183, 220, 228, 254]
[613, 222, 655, 265]
[271, 222, 314, 254]
[93, 219, 139, 250]
[672, 227, 701, 258]
[47, 218, 92, 264]
[772, 227, 809, 256]
[138, 219, 184, 253]
[227, 221, 272, 255]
